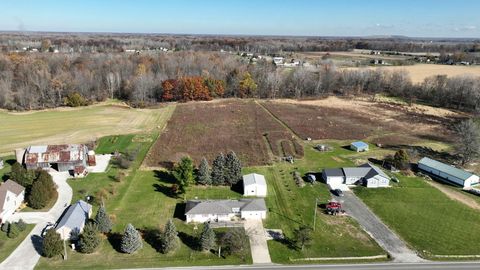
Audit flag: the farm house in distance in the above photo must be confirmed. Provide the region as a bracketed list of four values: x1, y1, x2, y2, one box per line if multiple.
[418, 157, 479, 188]
[16, 144, 96, 174]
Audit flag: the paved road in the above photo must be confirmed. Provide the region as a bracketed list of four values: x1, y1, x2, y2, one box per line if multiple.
[340, 191, 423, 263]
[0, 171, 72, 270]
[135, 262, 480, 270]
[244, 220, 272, 264]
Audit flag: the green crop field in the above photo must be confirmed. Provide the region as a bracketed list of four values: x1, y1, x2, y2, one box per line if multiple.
[0, 102, 175, 155]
[355, 175, 480, 258]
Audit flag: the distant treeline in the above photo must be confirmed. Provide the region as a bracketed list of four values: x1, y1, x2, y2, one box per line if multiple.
[1, 32, 480, 54]
[0, 51, 479, 112]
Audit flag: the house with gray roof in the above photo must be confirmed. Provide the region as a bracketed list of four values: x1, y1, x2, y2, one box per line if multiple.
[56, 200, 92, 240]
[322, 163, 390, 190]
[185, 199, 267, 223]
[418, 157, 479, 188]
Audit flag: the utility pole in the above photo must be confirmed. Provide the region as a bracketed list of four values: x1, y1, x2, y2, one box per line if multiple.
[313, 198, 318, 231]
[63, 228, 67, 260]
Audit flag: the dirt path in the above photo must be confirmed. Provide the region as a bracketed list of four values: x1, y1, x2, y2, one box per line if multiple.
[255, 100, 302, 140]
[426, 181, 480, 210]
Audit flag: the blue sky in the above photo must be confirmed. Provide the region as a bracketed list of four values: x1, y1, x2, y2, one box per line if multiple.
[1, 0, 479, 37]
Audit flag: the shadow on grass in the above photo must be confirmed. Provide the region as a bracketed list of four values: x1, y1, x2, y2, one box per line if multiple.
[154, 170, 176, 184]
[142, 227, 162, 252]
[173, 203, 186, 221]
[178, 231, 198, 251]
[273, 236, 298, 251]
[5, 158, 16, 166]
[107, 232, 123, 252]
[153, 183, 177, 198]
[230, 181, 243, 194]
[384, 144, 459, 164]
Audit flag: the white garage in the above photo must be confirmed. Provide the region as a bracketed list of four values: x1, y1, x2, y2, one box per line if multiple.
[243, 173, 267, 197]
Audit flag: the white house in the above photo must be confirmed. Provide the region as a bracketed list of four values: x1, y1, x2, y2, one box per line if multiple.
[55, 200, 92, 240]
[350, 141, 369, 152]
[185, 199, 267, 223]
[243, 173, 267, 197]
[322, 163, 390, 189]
[418, 157, 479, 188]
[0, 180, 25, 224]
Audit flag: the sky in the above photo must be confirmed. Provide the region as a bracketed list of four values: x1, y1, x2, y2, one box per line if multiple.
[0, 0, 479, 38]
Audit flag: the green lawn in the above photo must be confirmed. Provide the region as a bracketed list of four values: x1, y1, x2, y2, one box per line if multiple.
[355, 174, 480, 258]
[244, 142, 386, 263]
[0, 156, 14, 181]
[0, 224, 35, 263]
[95, 135, 135, 154]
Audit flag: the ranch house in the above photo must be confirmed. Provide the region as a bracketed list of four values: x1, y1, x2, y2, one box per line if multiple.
[418, 157, 479, 188]
[322, 163, 390, 190]
[185, 199, 267, 223]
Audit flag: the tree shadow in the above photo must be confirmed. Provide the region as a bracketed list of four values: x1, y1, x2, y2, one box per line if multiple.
[5, 158, 16, 166]
[141, 227, 162, 252]
[367, 158, 384, 166]
[173, 203, 186, 221]
[31, 234, 43, 255]
[107, 232, 123, 252]
[385, 144, 459, 164]
[157, 161, 175, 170]
[152, 183, 177, 198]
[154, 170, 176, 184]
[273, 236, 298, 251]
[178, 231, 198, 251]
[230, 181, 243, 194]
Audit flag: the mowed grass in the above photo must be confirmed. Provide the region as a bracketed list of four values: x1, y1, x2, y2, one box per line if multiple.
[244, 142, 386, 263]
[355, 175, 480, 258]
[0, 102, 175, 155]
[95, 135, 136, 154]
[0, 224, 35, 263]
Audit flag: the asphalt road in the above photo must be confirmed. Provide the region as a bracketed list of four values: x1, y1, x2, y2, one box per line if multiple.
[132, 262, 480, 270]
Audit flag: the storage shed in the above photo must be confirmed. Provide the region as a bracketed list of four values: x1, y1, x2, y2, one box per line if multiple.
[350, 141, 369, 152]
[243, 173, 267, 197]
[418, 157, 479, 188]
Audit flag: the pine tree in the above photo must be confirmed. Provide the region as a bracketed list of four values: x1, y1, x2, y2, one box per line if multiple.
[161, 219, 179, 254]
[95, 204, 113, 234]
[200, 223, 216, 251]
[28, 171, 55, 209]
[224, 151, 242, 186]
[42, 229, 63, 258]
[78, 222, 101, 254]
[294, 226, 312, 251]
[211, 153, 226, 186]
[120, 223, 143, 254]
[197, 157, 212, 185]
[172, 156, 195, 193]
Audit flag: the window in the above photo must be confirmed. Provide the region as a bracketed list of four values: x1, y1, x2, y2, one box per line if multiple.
[232, 207, 240, 213]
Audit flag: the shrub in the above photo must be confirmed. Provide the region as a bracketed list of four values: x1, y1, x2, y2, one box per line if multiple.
[64, 92, 89, 107]
[7, 223, 20, 238]
[42, 229, 63, 258]
[1, 222, 10, 233]
[17, 219, 27, 231]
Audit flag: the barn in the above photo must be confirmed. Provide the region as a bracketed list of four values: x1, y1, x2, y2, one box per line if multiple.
[418, 157, 479, 188]
[243, 173, 267, 197]
[19, 144, 88, 172]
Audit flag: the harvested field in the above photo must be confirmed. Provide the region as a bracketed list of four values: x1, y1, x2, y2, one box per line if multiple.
[146, 99, 303, 167]
[261, 97, 464, 144]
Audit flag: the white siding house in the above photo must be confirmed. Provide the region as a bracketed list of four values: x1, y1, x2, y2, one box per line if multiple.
[0, 180, 25, 224]
[55, 200, 92, 240]
[185, 199, 267, 223]
[243, 173, 267, 197]
[418, 157, 479, 188]
[322, 163, 390, 189]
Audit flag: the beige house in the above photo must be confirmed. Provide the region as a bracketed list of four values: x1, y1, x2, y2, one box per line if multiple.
[0, 180, 25, 224]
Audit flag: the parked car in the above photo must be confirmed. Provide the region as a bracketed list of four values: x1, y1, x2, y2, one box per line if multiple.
[307, 174, 316, 183]
[334, 189, 344, 197]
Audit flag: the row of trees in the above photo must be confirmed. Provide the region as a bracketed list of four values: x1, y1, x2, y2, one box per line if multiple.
[172, 152, 242, 194]
[9, 163, 56, 209]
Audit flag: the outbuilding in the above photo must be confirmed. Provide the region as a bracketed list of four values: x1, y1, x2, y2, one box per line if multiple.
[350, 141, 369, 152]
[243, 173, 267, 197]
[418, 157, 479, 188]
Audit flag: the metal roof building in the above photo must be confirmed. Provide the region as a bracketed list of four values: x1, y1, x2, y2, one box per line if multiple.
[350, 141, 369, 152]
[55, 200, 92, 240]
[23, 144, 88, 172]
[243, 173, 267, 197]
[418, 157, 479, 188]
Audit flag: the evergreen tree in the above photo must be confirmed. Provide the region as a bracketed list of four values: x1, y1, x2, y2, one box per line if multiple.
[218, 228, 248, 259]
[16, 219, 27, 231]
[172, 156, 195, 193]
[10, 163, 35, 187]
[197, 157, 212, 185]
[393, 149, 410, 170]
[7, 222, 20, 239]
[200, 223, 216, 251]
[78, 222, 101, 254]
[95, 204, 113, 233]
[42, 229, 63, 258]
[120, 223, 143, 254]
[224, 151, 242, 186]
[161, 219, 179, 254]
[294, 226, 312, 251]
[28, 171, 55, 209]
[211, 153, 226, 185]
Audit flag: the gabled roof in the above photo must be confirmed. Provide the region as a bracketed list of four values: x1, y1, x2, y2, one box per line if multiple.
[55, 200, 91, 230]
[419, 157, 476, 181]
[361, 163, 390, 179]
[185, 199, 267, 215]
[351, 141, 369, 148]
[323, 168, 344, 177]
[243, 173, 266, 187]
[343, 167, 371, 178]
[0, 180, 25, 211]
[25, 144, 86, 165]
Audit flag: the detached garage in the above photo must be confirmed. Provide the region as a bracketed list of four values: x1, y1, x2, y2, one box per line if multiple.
[243, 173, 267, 197]
[418, 157, 479, 188]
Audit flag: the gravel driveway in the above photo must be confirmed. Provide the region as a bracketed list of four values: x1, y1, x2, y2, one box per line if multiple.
[341, 191, 424, 263]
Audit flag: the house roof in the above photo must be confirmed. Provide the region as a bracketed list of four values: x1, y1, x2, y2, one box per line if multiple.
[351, 141, 369, 148]
[55, 200, 91, 231]
[343, 167, 371, 178]
[323, 168, 344, 177]
[243, 173, 266, 187]
[360, 163, 390, 179]
[185, 199, 267, 215]
[25, 144, 86, 165]
[418, 157, 476, 181]
[0, 180, 25, 211]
